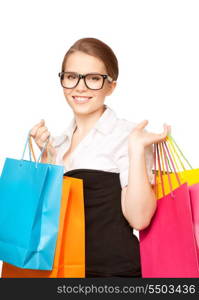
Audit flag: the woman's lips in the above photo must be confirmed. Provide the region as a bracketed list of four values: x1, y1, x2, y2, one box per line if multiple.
[72, 96, 93, 104]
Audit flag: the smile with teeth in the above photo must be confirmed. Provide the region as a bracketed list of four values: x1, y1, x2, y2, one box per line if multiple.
[72, 96, 93, 104]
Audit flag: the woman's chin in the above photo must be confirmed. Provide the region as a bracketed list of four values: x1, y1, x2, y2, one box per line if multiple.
[66, 98, 105, 116]
[71, 103, 94, 115]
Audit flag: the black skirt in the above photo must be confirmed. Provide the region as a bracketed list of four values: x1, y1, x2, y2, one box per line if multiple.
[64, 169, 141, 278]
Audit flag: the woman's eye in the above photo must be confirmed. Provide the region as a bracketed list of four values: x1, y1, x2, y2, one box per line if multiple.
[91, 76, 100, 81]
[67, 74, 77, 80]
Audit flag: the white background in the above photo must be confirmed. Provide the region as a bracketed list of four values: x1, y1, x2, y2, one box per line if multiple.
[0, 0, 199, 275]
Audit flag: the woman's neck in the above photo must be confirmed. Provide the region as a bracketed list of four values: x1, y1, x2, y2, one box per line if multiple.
[74, 104, 106, 135]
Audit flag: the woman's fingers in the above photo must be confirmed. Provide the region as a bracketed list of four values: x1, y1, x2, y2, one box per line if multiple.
[158, 124, 171, 142]
[36, 127, 49, 141]
[30, 120, 45, 137]
[136, 120, 149, 130]
[30, 120, 56, 164]
[40, 130, 50, 143]
[160, 124, 168, 138]
[30, 120, 51, 150]
[136, 121, 171, 141]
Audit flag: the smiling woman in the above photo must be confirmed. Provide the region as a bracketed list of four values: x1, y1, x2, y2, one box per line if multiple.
[2, 37, 170, 278]
[59, 39, 118, 117]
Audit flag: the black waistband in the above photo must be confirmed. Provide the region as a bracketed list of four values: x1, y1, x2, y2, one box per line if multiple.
[64, 168, 119, 177]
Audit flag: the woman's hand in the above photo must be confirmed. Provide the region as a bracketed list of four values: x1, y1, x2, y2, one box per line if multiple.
[128, 120, 171, 152]
[30, 119, 56, 163]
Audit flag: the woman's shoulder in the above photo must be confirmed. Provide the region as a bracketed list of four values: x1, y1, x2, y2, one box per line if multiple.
[112, 117, 138, 137]
[117, 118, 137, 131]
[108, 106, 135, 128]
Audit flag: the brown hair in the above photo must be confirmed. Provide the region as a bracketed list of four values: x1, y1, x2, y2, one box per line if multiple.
[61, 37, 119, 81]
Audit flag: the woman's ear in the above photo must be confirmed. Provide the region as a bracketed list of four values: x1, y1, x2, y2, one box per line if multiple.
[106, 81, 117, 96]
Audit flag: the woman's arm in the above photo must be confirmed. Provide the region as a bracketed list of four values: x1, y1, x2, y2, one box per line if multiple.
[121, 120, 171, 231]
[121, 146, 156, 230]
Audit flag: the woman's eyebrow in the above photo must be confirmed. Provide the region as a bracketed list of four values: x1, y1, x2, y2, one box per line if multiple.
[63, 70, 77, 73]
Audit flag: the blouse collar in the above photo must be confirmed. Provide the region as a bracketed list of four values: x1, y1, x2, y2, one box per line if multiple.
[63, 104, 118, 138]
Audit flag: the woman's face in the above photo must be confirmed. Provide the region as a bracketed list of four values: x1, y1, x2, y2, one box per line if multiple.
[62, 51, 116, 115]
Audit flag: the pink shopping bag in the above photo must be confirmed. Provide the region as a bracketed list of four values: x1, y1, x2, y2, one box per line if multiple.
[189, 183, 199, 253]
[139, 142, 199, 278]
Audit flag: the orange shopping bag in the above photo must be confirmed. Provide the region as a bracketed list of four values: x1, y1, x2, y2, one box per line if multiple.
[1, 175, 85, 277]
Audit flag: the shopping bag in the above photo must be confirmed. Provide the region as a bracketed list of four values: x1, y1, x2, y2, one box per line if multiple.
[1, 175, 85, 278]
[189, 183, 199, 253]
[0, 133, 64, 270]
[154, 135, 199, 198]
[154, 136, 199, 250]
[139, 141, 199, 277]
[165, 136, 199, 254]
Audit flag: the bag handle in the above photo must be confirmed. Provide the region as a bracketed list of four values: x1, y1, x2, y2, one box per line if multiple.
[162, 141, 175, 198]
[154, 143, 157, 198]
[154, 140, 182, 199]
[166, 138, 181, 172]
[21, 131, 50, 168]
[29, 136, 37, 162]
[21, 133, 33, 161]
[158, 134, 189, 183]
[156, 142, 165, 197]
[159, 141, 172, 174]
[159, 139, 174, 173]
[29, 134, 53, 164]
[160, 137, 191, 190]
[164, 141, 181, 182]
[154, 142, 171, 198]
[156, 142, 174, 198]
[167, 134, 193, 170]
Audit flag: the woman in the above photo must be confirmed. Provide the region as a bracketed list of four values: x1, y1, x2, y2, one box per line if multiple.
[30, 37, 171, 277]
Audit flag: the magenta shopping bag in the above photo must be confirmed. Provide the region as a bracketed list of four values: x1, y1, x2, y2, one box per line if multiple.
[139, 141, 199, 278]
[189, 183, 199, 253]
[140, 183, 199, 278]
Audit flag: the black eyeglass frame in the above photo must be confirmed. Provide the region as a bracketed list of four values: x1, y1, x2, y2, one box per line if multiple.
[58, 72, 114, 90]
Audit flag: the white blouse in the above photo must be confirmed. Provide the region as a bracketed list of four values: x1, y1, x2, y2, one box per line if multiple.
[50, 105, 154, 188]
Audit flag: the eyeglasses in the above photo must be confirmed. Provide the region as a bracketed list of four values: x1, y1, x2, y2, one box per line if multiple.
[58, 72, 113, 90]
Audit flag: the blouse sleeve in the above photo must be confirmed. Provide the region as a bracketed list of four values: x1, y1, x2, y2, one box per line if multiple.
[48, 133, 67, 166]
[50, 135, 65, 148]
[113, 128, 154, 188]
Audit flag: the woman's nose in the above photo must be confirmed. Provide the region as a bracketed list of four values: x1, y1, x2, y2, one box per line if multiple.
[75, 78, 88, 91]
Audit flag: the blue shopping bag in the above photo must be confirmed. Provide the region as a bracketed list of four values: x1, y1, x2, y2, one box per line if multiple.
[0, 133, 64, 270]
